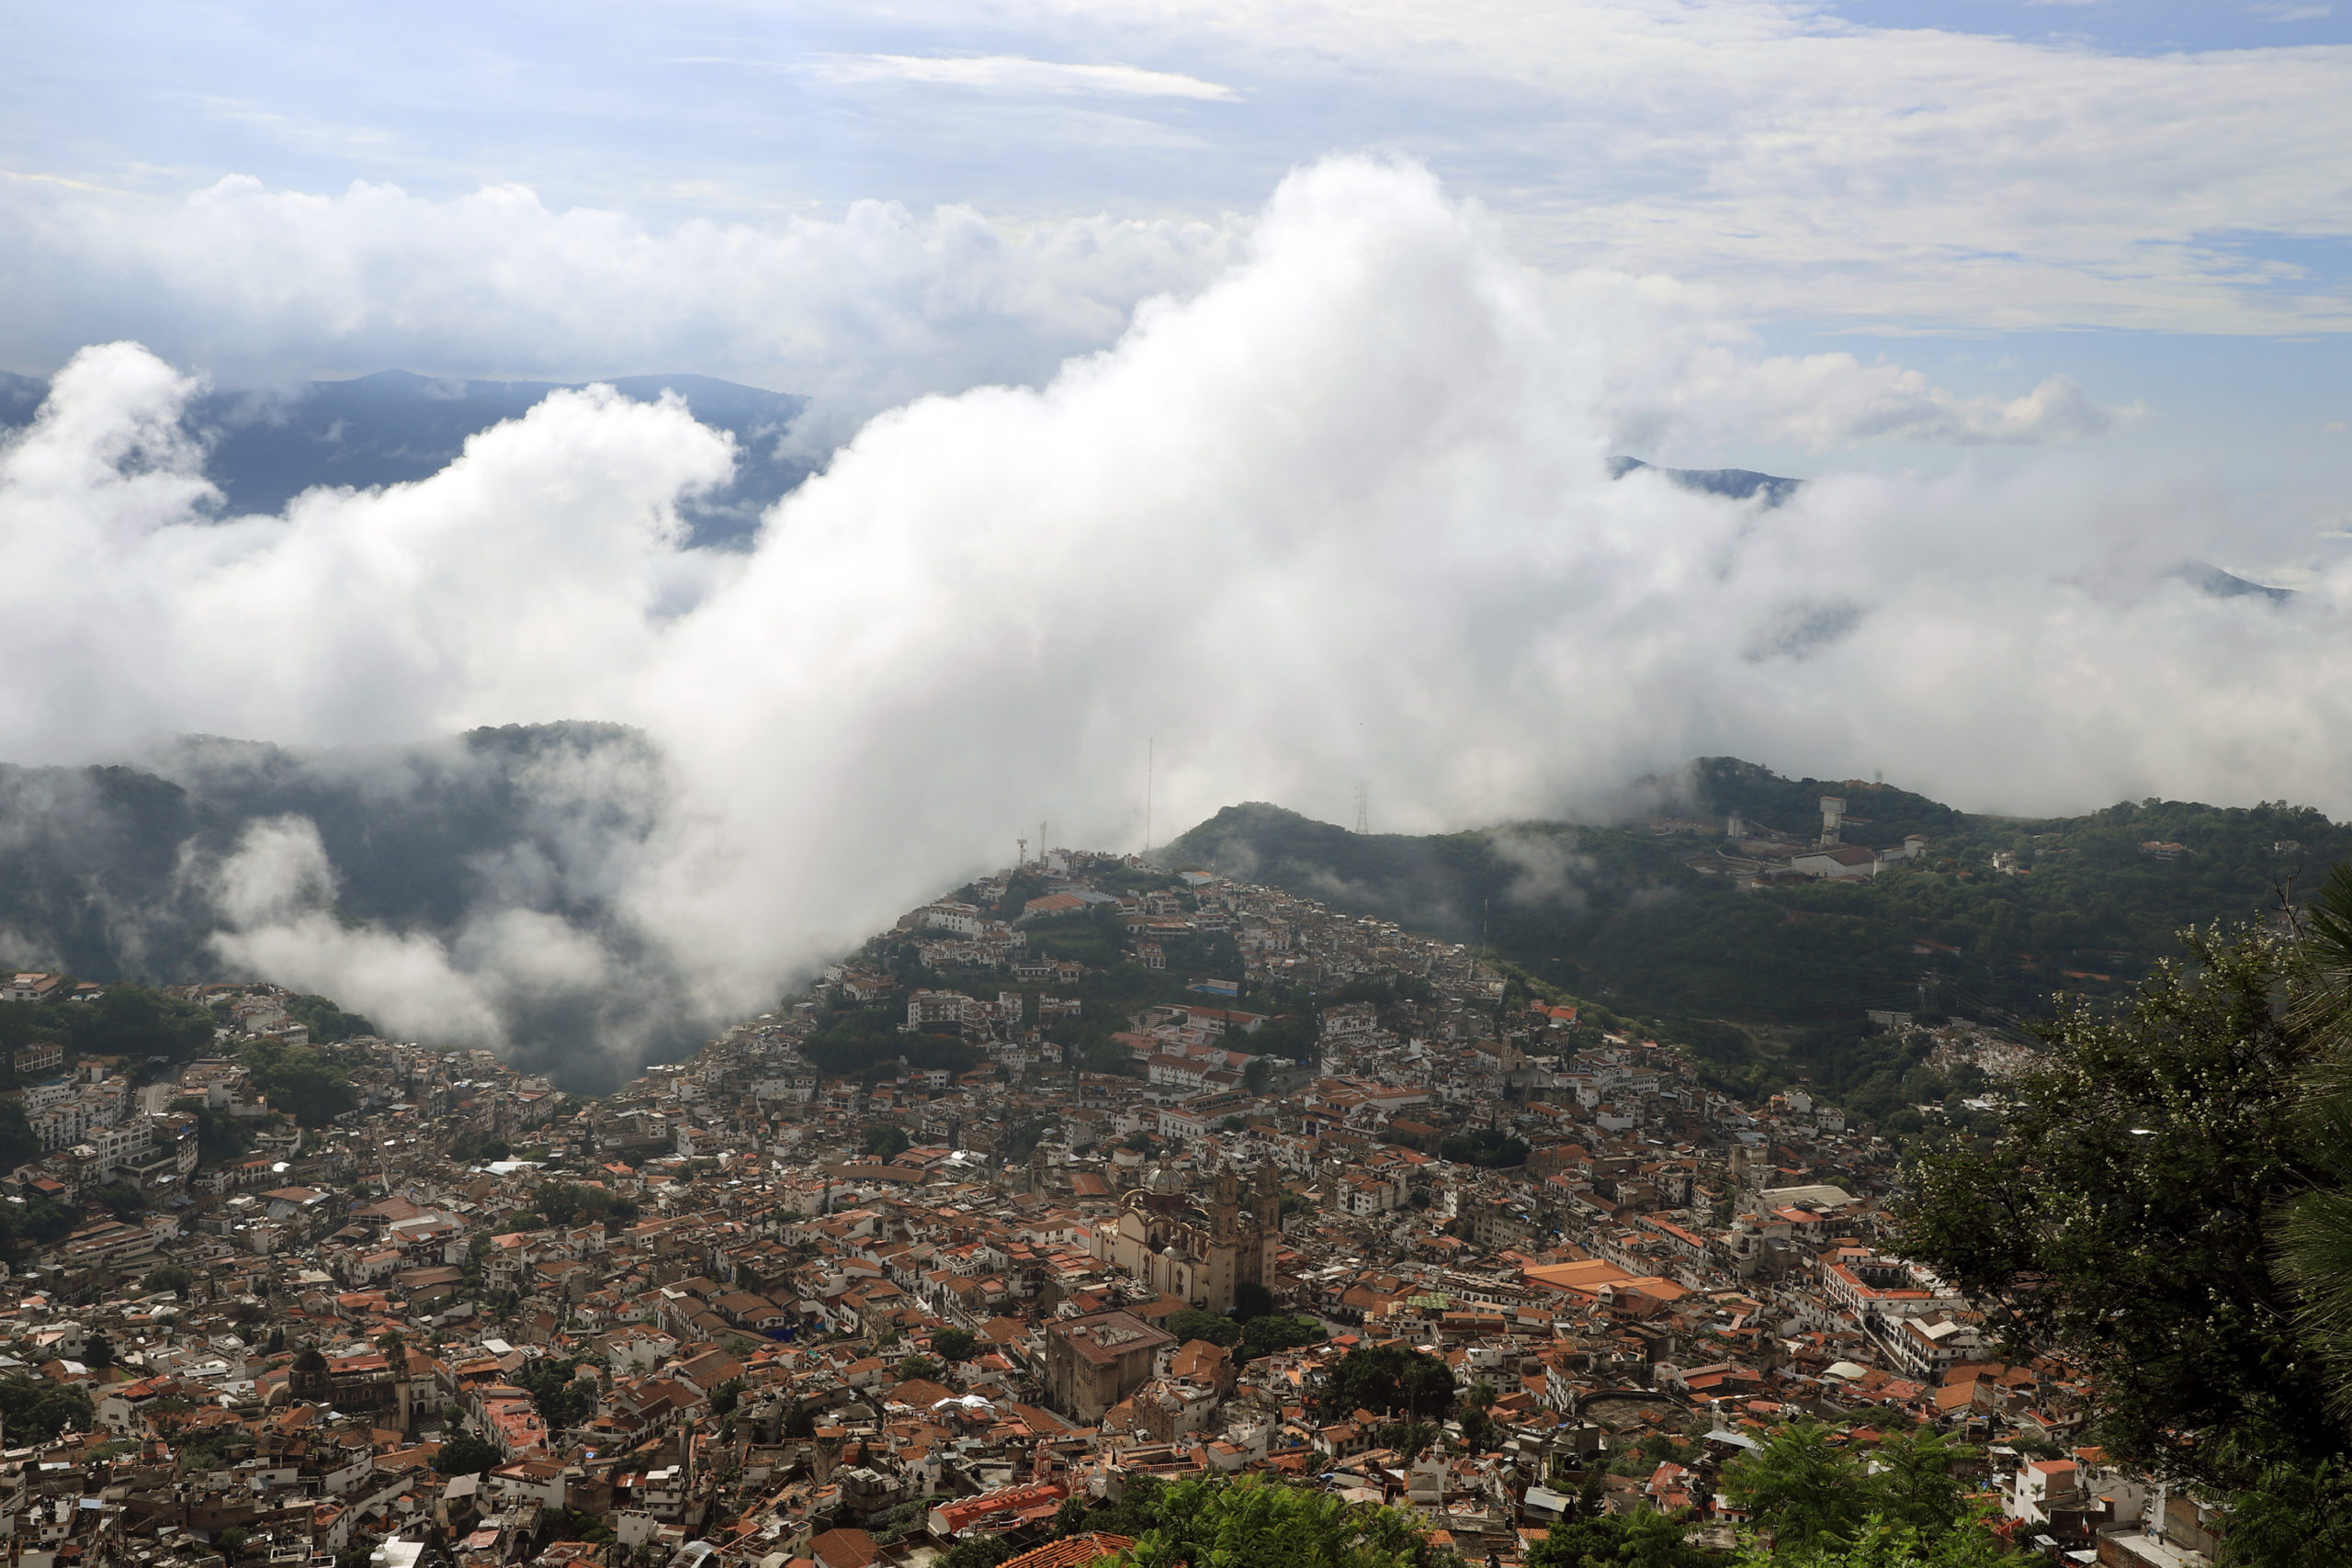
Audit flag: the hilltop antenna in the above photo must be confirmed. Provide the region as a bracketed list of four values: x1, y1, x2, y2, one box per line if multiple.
[1145, 737, 1154, 857]
[1039, 819, 1048, 864]
[1016, 836, 1027, 869]
[1354, 783, 1370, 835]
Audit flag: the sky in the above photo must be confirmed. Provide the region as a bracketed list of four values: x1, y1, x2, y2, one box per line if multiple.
[1, 2, 2348, 1058]
[5, 2, 2347, 497]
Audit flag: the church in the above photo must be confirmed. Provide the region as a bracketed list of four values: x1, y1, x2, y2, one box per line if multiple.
[1088, 1161, 1283, 1313]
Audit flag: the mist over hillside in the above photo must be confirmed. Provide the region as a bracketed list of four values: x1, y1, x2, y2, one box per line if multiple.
[1159, 758, 2345, 1043]
[6, 723, 2330, 1100]
[0, 723, 705, 1091]
[4, 164, 2346, 1103]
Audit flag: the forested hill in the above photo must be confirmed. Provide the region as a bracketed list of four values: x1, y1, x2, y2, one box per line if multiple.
[0, 724, 697, 1089]
[1159, 761, 2347, 1043]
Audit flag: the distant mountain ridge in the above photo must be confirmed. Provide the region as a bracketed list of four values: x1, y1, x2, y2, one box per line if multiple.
[0, 367, 810, 548]
[1158, 760, 2347, 1041]
[1608, 455, 1804, 507]
[0, 723, 699, 1090]
[1605, 456, 2293, 601]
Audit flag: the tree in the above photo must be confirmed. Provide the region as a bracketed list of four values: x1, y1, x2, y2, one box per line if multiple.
[863, 1122, 910, 1161]
[282, 993, 378, 1043]
[236, 1039, 357, 1126]
[531, 1182, 637, 1232]
[435, 1433, 503, 1476]
[1455, 1405, 1493, 1455]
[1374, 1418, 1437, 1460]
[538, 1506, 616, 1545]
[2276, 862, 2352, 1417]
[1239, 1314, 1325, 1359]
[1108, 1474, 1430, 1568]
[1527, 1504, 1708, 1568]
[940, 1538, 1014, 1568]
[142, 1265, 196, 1297]
[170, 1098, 257, 1164]
[1232, 1281, 1276, 1321]
[1727, 1512, 2011, 1568]
[1897, 923, 2337, 1495]
[82, 1332, 117, 1370]
[895, 1354, 942, 1384]
[1439, 1128, 1529, 1168]
[931, 1326, 978, 1363]
[62, 985, 214, 1066]
[1719, 1425, 1977, 1554]
[1165, 1308, 1241, 1348]
[514, 1357, 598, 1431]
[0, 1100, 39, 1168]
[1317, 1343, 1455, 1422]
[0, 1375, 93, 1438]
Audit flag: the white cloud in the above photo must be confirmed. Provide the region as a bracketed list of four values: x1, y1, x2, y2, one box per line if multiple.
[0, 175, 1241, 443]
[201, 817, 510, 1044]
[6, 0, 2351, 367]
[810, 53, 1238, 100]
[1641, 355, 2139, 451]
[3, 158, 2345, 1062]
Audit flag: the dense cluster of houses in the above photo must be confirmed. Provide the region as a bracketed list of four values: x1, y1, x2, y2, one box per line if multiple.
[0, 852, 2222, 1568]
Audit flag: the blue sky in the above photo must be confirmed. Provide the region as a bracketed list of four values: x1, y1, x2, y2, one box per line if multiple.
[2, 0, 2346, 546]
[1826, 0, 2352, 53]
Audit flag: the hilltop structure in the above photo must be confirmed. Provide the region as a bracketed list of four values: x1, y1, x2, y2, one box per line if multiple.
[1089, 1161, 1281, 1313]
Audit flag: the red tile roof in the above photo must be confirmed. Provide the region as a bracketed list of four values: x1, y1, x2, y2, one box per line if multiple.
[1001, 1533, 1134, 1568]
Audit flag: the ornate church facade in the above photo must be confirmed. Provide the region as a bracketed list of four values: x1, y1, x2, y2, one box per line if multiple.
[1088, 1162, 1282, 1313]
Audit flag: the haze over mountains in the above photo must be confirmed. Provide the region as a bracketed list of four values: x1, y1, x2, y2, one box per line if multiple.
[2, 164, 2343, 1098]
[0, 728, 2334, 1091]
[0, 364, 2280, 601]
[0, 724, 697, 1090]
[0, 367, 808, 548]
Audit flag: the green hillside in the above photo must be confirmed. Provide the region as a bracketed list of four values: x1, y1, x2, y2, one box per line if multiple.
[1161, 759, 2346, 1044]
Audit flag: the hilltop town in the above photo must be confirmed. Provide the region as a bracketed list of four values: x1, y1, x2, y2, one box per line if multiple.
[0, 847, 2199, 1568]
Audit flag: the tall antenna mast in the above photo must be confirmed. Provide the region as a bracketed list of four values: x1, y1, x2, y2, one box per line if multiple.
[1016, 836, 1027, 869]
[1354, 782, 1370, 835]
[1145, 737, 1154, 856]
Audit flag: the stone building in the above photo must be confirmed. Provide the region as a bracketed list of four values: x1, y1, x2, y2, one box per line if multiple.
[1087, 1162, 1281, 1313]
[282, 1344, 415, 1429]
[1043, 1312, 1174, 1422]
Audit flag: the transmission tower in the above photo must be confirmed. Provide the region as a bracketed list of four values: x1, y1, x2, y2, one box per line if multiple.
[1353, 783, 1370, 835]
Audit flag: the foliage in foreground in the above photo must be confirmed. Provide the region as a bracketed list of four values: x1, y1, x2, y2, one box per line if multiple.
[1056, 1464, 2016, 1568]
[1720, 1424, 1986, 1556]
[1730, 1514, 2011, 1568]
[1091, 1475, 1437, 1568]
[1896, 924, 2335, 1496]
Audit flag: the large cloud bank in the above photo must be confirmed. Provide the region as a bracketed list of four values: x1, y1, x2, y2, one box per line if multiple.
[0, 159, 2339, 1066]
